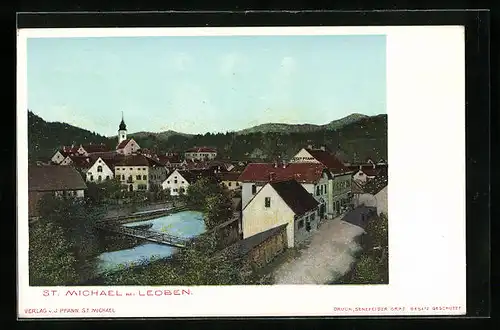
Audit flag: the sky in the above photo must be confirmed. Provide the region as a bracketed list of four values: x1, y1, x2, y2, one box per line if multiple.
[27, 34, 386, 136]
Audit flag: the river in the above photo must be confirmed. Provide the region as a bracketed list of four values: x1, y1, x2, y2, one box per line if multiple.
[94, 210, 206, 275]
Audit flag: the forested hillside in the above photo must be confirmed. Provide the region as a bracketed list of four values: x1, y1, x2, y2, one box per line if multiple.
[27, 110, 387, 163]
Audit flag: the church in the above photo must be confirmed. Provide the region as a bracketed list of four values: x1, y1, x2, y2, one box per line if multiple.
[115, 113, 141, 156]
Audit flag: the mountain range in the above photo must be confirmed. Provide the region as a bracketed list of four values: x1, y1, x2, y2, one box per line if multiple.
[119, 113, 371, 140]
[28, 110, 387, 163]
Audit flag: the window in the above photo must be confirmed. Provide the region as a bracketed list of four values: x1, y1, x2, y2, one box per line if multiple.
[264, 197, 271, 208]
[174, 180, 178, 184]
[136, 175, 141, 180]
[181, 181, 185, 184]
[298, 220, 304, 229]
[167, 181, 170, 184]
[320, 185, 324, 195]
[173, 188, 178, 192]
[106, 175, 110, 180]
[143, 168, 146, 171]
[130, 168, 133, 170]
[316, 186, 320, 196]
[97, 165, 103, 173]
[90, 175, 94, 181]
[228, 182, 232, 187]
[251, 185, 257, 194]
[143, 175, 147, 180]
[236, 182, 239, 186]
[98, 175, 102, 182]
[122, 175, 125, 180]
[310, 213, 316, 221]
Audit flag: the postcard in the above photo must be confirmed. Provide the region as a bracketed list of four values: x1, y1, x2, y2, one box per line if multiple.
[17, 25, 466, 318]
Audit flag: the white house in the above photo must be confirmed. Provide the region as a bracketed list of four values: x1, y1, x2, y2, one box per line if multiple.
[161, 169, 216, 196]
[51, 150, 69, 164]
[238, 162, 332, 219]
[242, 179, 319, 248]
[116, 138, 141, 156]
[86, 157, 114, 183]
[184, 147, 217, 161]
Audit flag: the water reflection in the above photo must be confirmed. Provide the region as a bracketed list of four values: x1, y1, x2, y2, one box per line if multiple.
[96, 211, 205, 273]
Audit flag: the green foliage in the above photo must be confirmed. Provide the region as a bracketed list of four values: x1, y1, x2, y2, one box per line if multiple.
[335, 213, 389, 284]
[36, 194, 103, 281]
[101, 233, 245, 286]
[86, 178, 124, 205]
[29, 110, 387, 163]
[204, 194, 233, 229]
[184, 178, 233, 229]
[29, 221, 79, 285]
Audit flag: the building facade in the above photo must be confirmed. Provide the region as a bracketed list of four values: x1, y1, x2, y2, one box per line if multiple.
[114, 155, 150, 192]
[242, 180, 319, 248]
[184, 147, 217, 161]
[86, 157, 114, 183]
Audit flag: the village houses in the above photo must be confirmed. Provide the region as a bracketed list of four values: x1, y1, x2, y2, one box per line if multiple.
[114, 154, 166, 192]
[290, 146, 354, 218]
[161, 169, 217, 196]
[217, 171, 242, 191]
[28, 165, 88, 218]
[238, 162, 330, 218]
[184, 146, 217, 161]
[242, 179, 319, 248]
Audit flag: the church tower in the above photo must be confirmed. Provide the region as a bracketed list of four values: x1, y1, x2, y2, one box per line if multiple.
[118, 111, 127, 144]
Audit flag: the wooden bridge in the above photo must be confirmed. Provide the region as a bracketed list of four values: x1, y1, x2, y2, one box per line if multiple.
[96, 222, 190, 248]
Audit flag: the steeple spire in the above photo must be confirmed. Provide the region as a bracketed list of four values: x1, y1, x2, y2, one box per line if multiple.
[119, 111, 127, 131]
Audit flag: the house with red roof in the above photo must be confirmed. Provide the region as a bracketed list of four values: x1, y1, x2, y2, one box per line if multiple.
[242, 179, 320, 248]
[290, 146, 355, 218]
[238, 161, 331, 218]
[184, 146, 217, 161]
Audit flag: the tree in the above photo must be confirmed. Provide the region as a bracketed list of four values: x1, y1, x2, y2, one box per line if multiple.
[29, 221, 79, 285]
[185, 177, 222, 208]
[204, 193, 233, 229]
[36, 194, 102, 282]
[101, 233, 245, 286]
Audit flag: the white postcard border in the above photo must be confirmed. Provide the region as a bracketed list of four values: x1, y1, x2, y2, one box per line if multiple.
[17, 25, 466, 318]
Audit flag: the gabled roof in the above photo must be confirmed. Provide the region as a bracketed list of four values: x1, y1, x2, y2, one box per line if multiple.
[116, 138, 133, 150]
[185, 146, 217, 153]
[82, 143, 111, 153]
[171, 169, 217, 184]
[304, 148, 348, 173]
[270, 180, 319, 216]
[29, 165, 88, 192]
[357, 166, 381, 177]
[114, 154, 155, 167]
[238, 162, 329, 184]
[68, 155, 92, 168]
[88, 151, 121, 160]
[217, 171, 242, 182]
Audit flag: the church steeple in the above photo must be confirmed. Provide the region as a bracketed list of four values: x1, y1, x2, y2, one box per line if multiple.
[118, 111, 127, 144]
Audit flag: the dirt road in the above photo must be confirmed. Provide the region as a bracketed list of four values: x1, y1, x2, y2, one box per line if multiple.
[273, 218, 365, 284]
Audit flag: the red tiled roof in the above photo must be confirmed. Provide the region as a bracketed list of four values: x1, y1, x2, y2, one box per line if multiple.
[185, 147, 217, 153]
[238, 163, 328, 184]
[89, 151, 121, 160]
[116, 138, 132, 150]
[305, 148, 348, 173]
